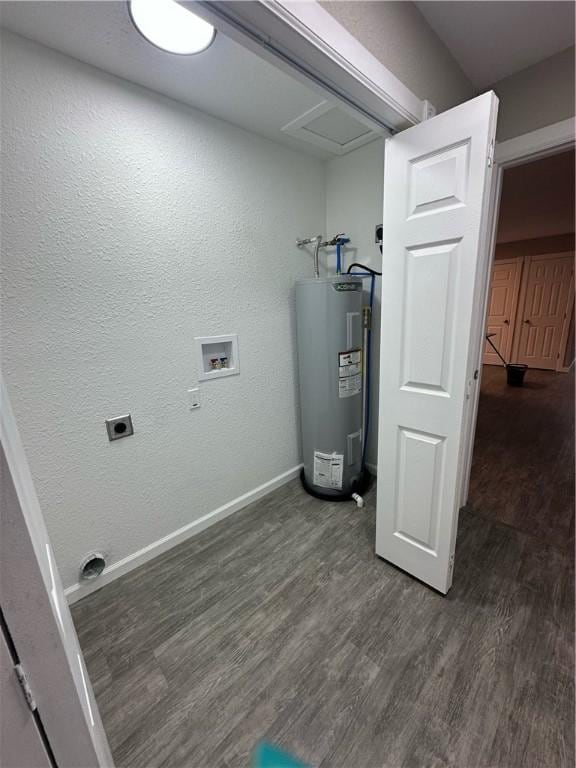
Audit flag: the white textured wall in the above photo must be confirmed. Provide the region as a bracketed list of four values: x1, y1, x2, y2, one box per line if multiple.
[321, 1, 475, 113]
[491, 46, 575, 141]
[1, 32, 326, 589]
[325, 139, 384, 468]
[497, 150, 575, 243]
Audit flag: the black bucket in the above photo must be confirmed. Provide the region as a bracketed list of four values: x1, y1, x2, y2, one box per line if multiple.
[506, 363, 527, 387]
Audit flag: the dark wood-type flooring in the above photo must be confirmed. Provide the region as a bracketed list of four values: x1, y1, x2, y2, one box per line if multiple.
[468, 365, 574, 552]
[72, 365, 574, 768]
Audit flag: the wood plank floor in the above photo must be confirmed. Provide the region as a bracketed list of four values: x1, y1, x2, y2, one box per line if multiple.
[72, 368, 575, 768]
[468, 365, 574, 552]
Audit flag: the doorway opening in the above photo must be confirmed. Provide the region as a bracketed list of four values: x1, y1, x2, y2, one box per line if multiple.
[467, 148, 575, 550]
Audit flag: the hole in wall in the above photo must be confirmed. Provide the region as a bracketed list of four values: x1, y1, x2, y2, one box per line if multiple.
[80, 553, 106, 581]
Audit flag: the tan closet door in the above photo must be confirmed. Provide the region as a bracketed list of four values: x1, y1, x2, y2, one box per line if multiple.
[483, 258, 522, 365]
[515, 253, 574, 370]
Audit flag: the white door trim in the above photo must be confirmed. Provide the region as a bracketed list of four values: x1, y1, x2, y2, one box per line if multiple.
[192, 1, 427, 131]
[268, 1, 425, 125]
[460, 117, 576, 506]
[0, 377, 113, 767]
[495, 117, 576, 166]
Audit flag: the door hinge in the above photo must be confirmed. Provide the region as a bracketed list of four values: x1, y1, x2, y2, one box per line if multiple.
[449, 552, 455, 575]
[487, 139, 495, 167]
[14, 663, 37, 712]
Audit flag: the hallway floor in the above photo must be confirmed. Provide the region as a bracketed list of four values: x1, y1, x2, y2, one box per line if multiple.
[468, 364, 574, 552]
[72, 369, 574, 767]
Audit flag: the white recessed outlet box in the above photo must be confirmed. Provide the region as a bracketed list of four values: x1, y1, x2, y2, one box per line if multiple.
[195, 334, 239, 381]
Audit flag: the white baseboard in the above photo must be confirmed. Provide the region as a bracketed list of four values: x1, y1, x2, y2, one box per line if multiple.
[65, 464, 302, 605]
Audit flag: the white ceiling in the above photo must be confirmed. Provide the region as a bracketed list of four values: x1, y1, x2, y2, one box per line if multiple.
[416, 1, 575, 89]
[0, 1, 378, 159]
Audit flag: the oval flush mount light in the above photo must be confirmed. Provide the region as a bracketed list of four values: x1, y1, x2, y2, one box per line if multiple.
[129, 0, 216, 55]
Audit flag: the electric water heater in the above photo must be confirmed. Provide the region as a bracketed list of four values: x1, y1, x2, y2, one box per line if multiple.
[296, 275, 364, 499]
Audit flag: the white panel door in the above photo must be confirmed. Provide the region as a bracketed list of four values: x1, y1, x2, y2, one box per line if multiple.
[514, 253, 574, 369]
[483, 258, 522, 365]
[376, 92, 498, 594]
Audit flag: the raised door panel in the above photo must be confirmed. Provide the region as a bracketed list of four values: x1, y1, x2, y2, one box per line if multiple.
[394, 427, 445, 554]
[401, 240, 460, 395]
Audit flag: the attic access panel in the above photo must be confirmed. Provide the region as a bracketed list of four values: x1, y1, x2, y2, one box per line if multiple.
[282, 101, 382, 155]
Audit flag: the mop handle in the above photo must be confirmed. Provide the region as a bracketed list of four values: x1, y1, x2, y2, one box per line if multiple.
[485, 333, 508, 367]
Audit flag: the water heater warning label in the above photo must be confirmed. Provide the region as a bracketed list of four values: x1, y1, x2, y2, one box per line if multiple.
[313, 451, 344, 490]
[338, 349, 362, 398]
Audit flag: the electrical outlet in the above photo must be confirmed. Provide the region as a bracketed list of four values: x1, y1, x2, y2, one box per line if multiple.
[105, 414, 133, 441]
[188, 388, 201, 410]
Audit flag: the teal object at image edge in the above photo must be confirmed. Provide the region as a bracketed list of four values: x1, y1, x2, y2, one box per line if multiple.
[253, 742, 309, 768]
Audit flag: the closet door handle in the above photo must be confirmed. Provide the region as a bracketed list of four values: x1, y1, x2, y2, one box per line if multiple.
[504, 319, 509, 325]
[524, 319, 531, 325]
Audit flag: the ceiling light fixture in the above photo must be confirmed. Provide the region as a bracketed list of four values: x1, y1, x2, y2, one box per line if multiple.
[129, 0, 216, 55]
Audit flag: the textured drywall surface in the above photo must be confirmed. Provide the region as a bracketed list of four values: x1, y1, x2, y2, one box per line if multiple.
[497, 150, 575, 243]
[492, 46, 575, 140]
[321, 1, 475, 113]
[325, 139, 384, 468]
[495, 233, 576, 261]
[1, 32, 326, 588]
